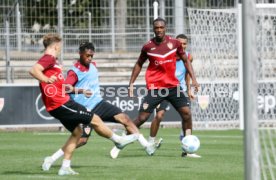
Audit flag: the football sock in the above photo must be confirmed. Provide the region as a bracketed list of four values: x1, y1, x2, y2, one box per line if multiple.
[148, 136, 156, 144]
[110, 133, 121, 143]
[51, 148, 64, 161]
[138, 134, 150, 148]
[62, 159, 71, 168]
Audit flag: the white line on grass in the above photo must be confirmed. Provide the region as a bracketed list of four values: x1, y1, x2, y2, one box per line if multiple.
[162, 134, 243, 139]
[33, 132, 69, 136]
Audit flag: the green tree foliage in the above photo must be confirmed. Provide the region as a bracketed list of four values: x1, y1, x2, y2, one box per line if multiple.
[23, 0, 108, 29]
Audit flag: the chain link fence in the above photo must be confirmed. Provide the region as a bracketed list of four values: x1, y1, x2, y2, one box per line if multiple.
[0, 0, 268, 83]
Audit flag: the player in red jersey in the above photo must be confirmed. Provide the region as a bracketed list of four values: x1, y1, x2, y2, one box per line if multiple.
[29, 34, 138, 175]
[149, 34, 201, 158]
[110, 18, 199, 158]
[130, 17, 199, 152]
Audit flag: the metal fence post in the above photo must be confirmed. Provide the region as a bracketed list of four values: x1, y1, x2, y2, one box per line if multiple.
[159, 0, 165, 18]
[88, 12, 92, 43]
[5, 20, 11, 83]
[146, 0, 150, 40]
[175, 0, 184, 36]
[58, 0, 63, 64]
[110, 0, 115, 52]
[16, 3, 21, 51]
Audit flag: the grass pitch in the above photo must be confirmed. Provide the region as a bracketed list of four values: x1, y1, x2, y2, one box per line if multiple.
[0, 128, 243, 180]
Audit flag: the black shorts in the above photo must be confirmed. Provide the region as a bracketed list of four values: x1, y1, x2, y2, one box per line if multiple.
[92, 100, 122, 122]
[155, 100, 170, 112]
[49, 100, 94, 132]
[139, 87, 190, 113]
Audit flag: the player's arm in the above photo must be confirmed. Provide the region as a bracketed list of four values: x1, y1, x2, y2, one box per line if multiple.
[179, 53, 199, 91]
[129, 52, 147, 97]
[185, 55, 195, 100]
[64, 70, 92, 97]
[29, 63, 57, 83]
[185, 72, 195, 100]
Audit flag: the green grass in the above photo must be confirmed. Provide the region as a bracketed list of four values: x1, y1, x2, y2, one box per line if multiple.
[0, 129, 244, 180]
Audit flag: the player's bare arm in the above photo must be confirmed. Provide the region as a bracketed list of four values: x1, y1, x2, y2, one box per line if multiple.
[180, 54, 199, 91]
[64, 84, 93, 98]
[29, 63, 57, 83]
[129, 59, 144, 97]
[185, 55, 195, 100]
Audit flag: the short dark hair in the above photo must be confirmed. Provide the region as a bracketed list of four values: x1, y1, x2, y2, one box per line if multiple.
[152, 17, 167, 26]
[176, 34, 188, 40]
[79, 42, 95, 52]
[43, 33, 61, 48]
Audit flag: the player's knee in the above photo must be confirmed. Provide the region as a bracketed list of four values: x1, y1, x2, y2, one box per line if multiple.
[91, 114, 102, 128]
[72, 126, 83, 138]
[115, 113, 131, 124]
[179, 107, 191, 116]
[139, 115, 149, 123]
[156, 111, 165, 121]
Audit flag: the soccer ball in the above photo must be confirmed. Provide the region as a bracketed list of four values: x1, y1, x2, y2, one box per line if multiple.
[181, 135, 200, 154]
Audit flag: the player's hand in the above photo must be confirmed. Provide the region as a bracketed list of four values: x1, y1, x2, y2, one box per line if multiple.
[46, 73, 58, 83]
[84, 89, 93, 98]
[64, 84, 74, 93]
[191, 80, 199, 92]
[188, 90, 196, 100]
[129, 83, 134, 97]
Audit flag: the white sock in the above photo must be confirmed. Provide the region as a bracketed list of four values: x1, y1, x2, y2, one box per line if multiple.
[138, 134, 150, 148]
[62, 159, 71, 168]
[148, 136, 156, 144]
[110, 133, 121, 143]
[51, 149, 64, 161]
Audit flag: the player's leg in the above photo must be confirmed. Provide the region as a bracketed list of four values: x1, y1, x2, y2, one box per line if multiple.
[135, 89, 165, 153]
[150, 101, 168, 138]
[92, 101, 139, 134]
[150, 110, 165, 137]
[76, 124, 93, 148]
[165, 87, 191, 135]
[46, 100, 94, 175]
[149, 101, 168, 147]
[58, 125, 82, 175]
[166, 88, 201, 158]
[92, 101, 157, 157]
[177, 106, 192, 136]
[90, 113, 138, 149]
[42, 123, 91, 171]
[134, 89, 163, 127]
[111, 90, 164, 158]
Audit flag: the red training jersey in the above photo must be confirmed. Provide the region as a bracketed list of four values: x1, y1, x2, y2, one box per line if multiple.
[37, 54, 70, 111]
[138, 35, 185, 89]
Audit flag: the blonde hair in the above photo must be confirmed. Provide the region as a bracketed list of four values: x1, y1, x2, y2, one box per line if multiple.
[43, 33, 61, 49]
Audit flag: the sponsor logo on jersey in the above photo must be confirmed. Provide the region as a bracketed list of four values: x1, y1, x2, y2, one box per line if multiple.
[154, 59, 173, 65]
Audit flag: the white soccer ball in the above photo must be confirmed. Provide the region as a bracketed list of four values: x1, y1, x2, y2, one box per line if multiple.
[181, 135, 200, 154]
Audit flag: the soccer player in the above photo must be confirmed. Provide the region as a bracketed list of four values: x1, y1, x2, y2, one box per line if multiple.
[110, 18, 200, 158]
[149, 34, 201, 158]
[30, 34, 138, 175]
[41, 42, 157, 168]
